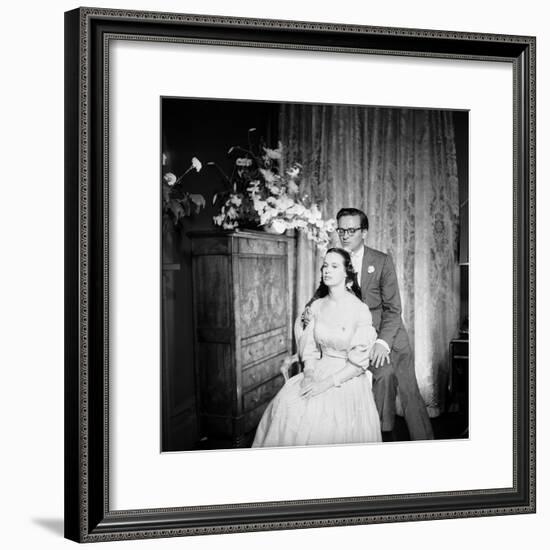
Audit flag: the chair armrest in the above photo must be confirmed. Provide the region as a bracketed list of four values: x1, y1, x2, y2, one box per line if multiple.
[280, 353, 300, 382]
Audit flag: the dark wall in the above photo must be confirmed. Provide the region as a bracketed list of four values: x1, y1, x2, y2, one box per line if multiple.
[161, 98, 279, 450]
[453, 110, 469, 331]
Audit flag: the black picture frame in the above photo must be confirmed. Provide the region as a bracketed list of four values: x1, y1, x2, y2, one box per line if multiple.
[64, 7, 536, 542]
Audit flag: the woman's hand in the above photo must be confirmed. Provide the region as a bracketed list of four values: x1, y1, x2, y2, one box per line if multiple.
[300, 369, 315, 391]
[300, 376, 334, 399]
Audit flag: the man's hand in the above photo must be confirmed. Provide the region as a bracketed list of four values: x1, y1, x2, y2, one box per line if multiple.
[369, 342, 390, 369]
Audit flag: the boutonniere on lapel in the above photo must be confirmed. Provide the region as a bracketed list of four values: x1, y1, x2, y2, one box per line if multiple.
[367, 265, 375, 274]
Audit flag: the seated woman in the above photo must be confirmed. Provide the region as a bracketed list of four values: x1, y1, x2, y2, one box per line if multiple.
[252, 247, 382, 447]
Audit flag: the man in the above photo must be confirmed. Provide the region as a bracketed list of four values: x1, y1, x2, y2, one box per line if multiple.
[336, 207, 433, 441]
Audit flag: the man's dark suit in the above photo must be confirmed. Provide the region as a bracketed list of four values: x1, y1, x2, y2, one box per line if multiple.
[361, 246, 433, 440]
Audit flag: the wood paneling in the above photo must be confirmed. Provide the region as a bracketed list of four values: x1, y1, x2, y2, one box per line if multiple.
[242, 352, 288, 391]
[237, 236, 286, 255]
[198, 344, 233, 414]
[238, 256, 287, 337]
[194, 255, 231, 328]
[243, 375, 285, 411]
[191, 236, 231, 256]
[190, 230, 293, 447]
[241, 327, 287, 367]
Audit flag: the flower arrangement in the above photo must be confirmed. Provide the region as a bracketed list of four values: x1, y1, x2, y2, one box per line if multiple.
[162, 156, 206, 227]
[210, 131, 335, 251]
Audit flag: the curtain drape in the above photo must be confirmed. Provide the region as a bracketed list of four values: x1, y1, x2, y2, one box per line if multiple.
[280, 105, 460, 415]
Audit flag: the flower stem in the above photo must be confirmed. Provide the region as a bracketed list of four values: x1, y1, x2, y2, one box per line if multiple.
[207, 162, 232, 189]
[174, 165, 193, 185]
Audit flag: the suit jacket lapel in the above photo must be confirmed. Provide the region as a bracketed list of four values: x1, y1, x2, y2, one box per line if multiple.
[360, 246, 375, 292]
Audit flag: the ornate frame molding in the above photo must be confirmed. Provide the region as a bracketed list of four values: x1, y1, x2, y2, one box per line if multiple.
[65, 7, 535, 542]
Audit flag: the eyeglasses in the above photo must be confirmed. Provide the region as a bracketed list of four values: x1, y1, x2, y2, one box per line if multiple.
[336, 227, 363, 236]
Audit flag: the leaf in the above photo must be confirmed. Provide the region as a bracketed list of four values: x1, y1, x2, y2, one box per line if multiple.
[189, 193, 206, 213]
[170, 201, 185, 223]
[162, 184, 171, 205]
[182, 199, 191, 217]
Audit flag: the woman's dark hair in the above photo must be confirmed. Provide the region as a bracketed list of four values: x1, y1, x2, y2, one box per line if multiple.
[304, 247, 362, 309]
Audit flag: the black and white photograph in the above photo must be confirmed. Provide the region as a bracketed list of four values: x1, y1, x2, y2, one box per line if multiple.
[161, 98, 469, 452]
[2, 0, 543, 547]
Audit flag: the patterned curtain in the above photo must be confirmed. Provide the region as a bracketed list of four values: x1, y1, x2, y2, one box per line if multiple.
[280, 105, 460, 415]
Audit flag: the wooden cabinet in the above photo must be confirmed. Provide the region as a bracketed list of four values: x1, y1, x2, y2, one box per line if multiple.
[190, 230, 293, 447]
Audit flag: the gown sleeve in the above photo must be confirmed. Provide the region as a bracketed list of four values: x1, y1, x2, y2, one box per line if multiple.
[297, 300, 321, 362]
[346, 301, 377, 371]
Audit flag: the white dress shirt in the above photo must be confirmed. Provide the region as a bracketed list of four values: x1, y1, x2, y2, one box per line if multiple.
[350, 246, 364, 284]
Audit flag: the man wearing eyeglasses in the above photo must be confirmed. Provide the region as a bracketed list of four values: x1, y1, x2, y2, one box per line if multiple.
[336, 207, 434, 441]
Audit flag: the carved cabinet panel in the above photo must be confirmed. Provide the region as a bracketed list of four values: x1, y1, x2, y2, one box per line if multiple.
[190, 230, 293, 447]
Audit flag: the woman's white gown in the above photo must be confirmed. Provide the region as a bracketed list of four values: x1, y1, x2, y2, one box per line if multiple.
[252, 296, 382, 447]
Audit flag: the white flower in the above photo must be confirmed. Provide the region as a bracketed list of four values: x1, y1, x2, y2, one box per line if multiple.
[276, 195, 295, 210]
[260, 211, 276, 225]
[260, 168, 277, 183]
[309, 204, 322, 221]
[286, 164, 301, 178]
[287, 180, 299, 195]
[247, 181, 261, 194]
[253, 197, 267, 214]
[325, 218, 337, 232]
[287, 204, 306, 217]
[163, 172, 177, 186]
[367, 265, 375, 274]
[270, 218, 287, 233]
[191, 157, 202, 172]
[236, 157, 253, 167]
[263, 142, 283, 160]
[266, 182, 282, 195]
[230, 195, 242, 207]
